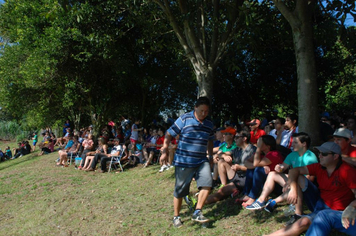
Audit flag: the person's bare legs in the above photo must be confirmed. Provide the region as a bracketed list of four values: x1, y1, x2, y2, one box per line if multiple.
[144, 151, 154, 167]
[195, 187, 211, 210]
[263, 217, 311, 236]
[174, 197, 183, 217]
[83, 156, 93, 169]
[257, 172, 288, 203]
[212, 163, 219, 181]
[218, 161, 235, 186]
[142, 148, 148, 162]
[295, 175, 307, 215]
[205, 183, 236, 205]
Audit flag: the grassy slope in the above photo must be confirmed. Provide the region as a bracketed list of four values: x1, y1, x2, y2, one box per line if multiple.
[0, 145, 344, 236]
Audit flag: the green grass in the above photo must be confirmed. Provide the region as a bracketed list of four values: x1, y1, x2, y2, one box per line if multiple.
[0, 142, 345, 236]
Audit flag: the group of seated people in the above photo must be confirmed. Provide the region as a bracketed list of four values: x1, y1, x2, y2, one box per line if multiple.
[51, 121, 177, 174]
[0, 146, 13, 161]
[183, 114, 356, 236]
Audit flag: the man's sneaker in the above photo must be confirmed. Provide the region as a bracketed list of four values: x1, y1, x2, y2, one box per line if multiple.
[264, 199, 277, 213]
[285, 214, 302, 226]
[191, 211, 209, 223]
[184, 195, 197, 211]
[245, 200, 266, 210]
[173, 216, 183, 228]
[159, 165, 168, 173]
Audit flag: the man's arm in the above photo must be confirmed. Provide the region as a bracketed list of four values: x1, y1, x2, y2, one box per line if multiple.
[285, 166, 309, 205]
[342, 155, 356, 168]
[275, 162, 290, 173]
[231, 163, 247, 172]
[342, 189, 356, 229]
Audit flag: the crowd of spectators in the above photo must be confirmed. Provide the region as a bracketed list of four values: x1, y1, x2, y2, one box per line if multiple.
[1, 111, 356, 235]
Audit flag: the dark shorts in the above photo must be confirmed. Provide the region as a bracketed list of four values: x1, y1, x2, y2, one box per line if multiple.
[174, 161, 212, 198]
[229, 173, 246, 189]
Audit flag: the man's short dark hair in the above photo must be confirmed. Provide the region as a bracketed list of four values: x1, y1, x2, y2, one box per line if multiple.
[276, 117, 285, 125]
[261, 135, 277, 151]
[240, 130, 251, 143]
[293, 132, 311, 148]
[195, 96, 210, 107]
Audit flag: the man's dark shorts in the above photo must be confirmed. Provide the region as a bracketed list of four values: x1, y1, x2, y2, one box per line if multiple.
[174, 162, 212, 198]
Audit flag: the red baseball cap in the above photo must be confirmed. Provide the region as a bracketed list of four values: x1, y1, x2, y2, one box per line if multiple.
[220, 127, 236, 136]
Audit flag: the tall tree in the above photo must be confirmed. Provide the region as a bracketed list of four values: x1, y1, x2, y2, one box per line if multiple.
[270, 0, 355, 144]
[151, 0, 248, 100]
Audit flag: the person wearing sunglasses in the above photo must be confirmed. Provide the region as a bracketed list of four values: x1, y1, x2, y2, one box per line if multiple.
[204, 130, 256, 205]
[264, 142, 356, 236]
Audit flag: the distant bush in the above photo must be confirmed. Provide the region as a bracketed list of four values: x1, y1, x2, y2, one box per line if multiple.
[0, 121, 25, 141]
[16, 132, 29, 143]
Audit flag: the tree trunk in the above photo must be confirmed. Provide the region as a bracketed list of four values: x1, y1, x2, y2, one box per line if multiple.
[193, 63, 214, 101]
[273, 0, 320, 145]
[292, 22, 320, 145]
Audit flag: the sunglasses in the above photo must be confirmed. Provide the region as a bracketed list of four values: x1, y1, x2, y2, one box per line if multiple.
[223, 133, 232, 136]
[320, 152, 334, 156]
[234, 136, 242, 140]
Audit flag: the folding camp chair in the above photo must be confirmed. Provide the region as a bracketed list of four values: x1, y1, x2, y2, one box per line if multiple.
[68, 143, 82, 165]
[68, 152, 80, 165]
[108, 146, 126, 172]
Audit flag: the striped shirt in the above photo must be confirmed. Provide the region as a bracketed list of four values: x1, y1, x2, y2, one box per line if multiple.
[168, 111, 214, 168]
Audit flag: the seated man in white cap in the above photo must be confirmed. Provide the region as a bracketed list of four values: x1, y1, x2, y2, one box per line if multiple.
[333, 128, 356, 167]
[264, 142, 356, 236]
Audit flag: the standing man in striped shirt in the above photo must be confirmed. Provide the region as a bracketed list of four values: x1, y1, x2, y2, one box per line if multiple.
[160, 97, 215, 228]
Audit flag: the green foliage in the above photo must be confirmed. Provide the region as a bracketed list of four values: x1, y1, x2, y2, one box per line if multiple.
[0, 0, 355, 130]
[15, 132, 29, 143]
[0, 121, 23, 140]
[322, 37, 356, 114]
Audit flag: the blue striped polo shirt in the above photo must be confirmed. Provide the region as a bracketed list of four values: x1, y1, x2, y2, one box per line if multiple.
[168, 111, 214, 168]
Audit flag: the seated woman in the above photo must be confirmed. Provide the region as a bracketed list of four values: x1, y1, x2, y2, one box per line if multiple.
[78, 134, 94, 169]
[38, 137, 54, 156]
[240, 135, 284, 208]
[54, 128, 72, 147]
[143, 128, 158, 167]
[82, 137, 108, 171]
[56, 135, 80, 167]
[143, 127, 165, 168]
